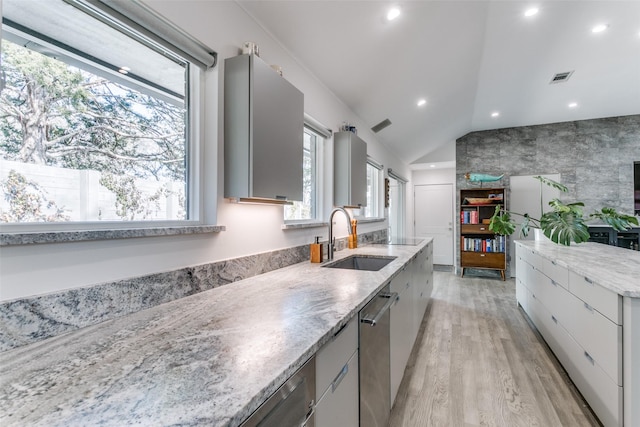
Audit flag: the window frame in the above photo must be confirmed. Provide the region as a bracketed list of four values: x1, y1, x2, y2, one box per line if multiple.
[283, 124, 324, 224]
[360, 158, 383, 219]
[0, 1, 208, 234]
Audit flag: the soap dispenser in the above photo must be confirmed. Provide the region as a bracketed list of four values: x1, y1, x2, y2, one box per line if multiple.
[310, 236, 323, 263]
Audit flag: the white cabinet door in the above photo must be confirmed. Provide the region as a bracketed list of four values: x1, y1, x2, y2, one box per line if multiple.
[390, 268, 413, 406]
[315, 351, 359, 427]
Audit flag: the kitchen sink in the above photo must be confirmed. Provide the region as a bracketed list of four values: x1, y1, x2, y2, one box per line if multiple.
[323, 255, 397, 271]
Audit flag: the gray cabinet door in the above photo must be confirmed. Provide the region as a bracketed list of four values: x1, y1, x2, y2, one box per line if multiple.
[224, 54, 303, 201]
[251, 56, 303, 201]
[334, 131, 367, 207]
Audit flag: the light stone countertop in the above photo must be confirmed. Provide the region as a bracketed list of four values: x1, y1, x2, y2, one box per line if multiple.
[515, 240, 640, 298]
[0, 240, 429, 427]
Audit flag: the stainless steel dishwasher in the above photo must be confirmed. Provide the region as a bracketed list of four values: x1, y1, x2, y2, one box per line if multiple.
[359, 284, 397, 427]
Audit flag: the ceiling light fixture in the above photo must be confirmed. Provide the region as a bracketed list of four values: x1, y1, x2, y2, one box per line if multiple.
[592, 24, 609, 33]
[387, 7, 401, 21]
[524, 8, 539, 17]
[417, 99, 427, 107]
[568, 102, 578, 108]
[491, 112, 500, 118]
[430, 164, 436, 168]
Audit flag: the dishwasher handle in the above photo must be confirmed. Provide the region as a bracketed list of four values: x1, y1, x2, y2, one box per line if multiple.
[361, 292, 398, 326]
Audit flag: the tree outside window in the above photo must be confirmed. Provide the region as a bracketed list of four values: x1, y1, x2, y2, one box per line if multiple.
[0, 33, 188, 223]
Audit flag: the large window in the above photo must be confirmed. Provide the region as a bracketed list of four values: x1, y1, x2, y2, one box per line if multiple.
[284, 126, 322, 221]
[364, 160, 382, 218]
[0, 0, 213, 226]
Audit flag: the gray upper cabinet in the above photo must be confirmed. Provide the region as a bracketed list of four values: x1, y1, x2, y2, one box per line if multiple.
[224, 54, 304, 203]
[334, 131, 367, 207]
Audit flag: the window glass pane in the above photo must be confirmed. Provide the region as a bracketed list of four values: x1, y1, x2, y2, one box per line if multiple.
[284, 128, 319, 221]
[364, 162, 380, 218]
[0, 3, 189, 223]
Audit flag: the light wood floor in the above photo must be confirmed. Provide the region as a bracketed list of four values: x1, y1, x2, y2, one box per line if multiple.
[389, 271, 602, 427]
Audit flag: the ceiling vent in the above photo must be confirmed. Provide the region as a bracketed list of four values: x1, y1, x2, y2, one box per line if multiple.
[371, 118, 392, 133]
[550, 70, 574, 84]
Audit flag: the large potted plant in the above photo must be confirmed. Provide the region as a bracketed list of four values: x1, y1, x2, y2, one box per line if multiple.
[489, 176, 638, 245]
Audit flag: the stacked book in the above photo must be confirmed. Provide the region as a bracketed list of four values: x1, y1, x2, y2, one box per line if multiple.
[462, 236, 506, 253]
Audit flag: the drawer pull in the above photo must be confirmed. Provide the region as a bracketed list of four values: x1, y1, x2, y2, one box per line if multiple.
[551, 315, 558, 324]
[583, 302, 594, 313]
[331, 363, 349, 393]
[333, 322, 348, 338]
[584, 277, 594, 285]
[550, 279, 558, 287]
[551, 260, 557, 266]
[584, 351, 595, 365]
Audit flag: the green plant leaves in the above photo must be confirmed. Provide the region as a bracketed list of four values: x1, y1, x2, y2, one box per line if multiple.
[540, 210, 590, 245]
[590, 207, 639, 231]
[489, 205, 516, 236]
[533, 175, 568, 193]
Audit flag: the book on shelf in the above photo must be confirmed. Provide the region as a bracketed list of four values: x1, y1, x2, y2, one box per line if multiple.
[461, 209, 479, 224]
[462, 236, 505, 253]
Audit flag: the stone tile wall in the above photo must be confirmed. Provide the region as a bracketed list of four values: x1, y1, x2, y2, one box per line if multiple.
[456, 114, 640, 273]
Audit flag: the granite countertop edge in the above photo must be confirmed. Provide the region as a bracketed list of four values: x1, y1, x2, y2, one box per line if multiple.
[0, 239, 431, 427]
[515, 240, 640, 298]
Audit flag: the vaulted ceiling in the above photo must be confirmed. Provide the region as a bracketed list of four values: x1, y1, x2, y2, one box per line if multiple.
[238, 1, 640, 165]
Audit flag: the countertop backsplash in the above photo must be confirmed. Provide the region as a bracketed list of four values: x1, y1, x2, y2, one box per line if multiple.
[0, 229, 387, 352]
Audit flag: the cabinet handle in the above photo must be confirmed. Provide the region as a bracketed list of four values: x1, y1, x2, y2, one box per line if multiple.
[333, 322, 348, 338]
[550, 279, 558, 287]
[551, 315, 558, 324]
[583, 302, 594, 313]
[584, 277, 594, 285]
[301, 401, 315, 427]
[331, 363, 349, 393]
[551, 260, 557, 266]
[480, 227, 486, 231]
[584, 351, 595, 365]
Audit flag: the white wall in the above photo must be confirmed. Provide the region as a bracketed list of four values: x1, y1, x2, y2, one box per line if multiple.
[0, 1, 410, 301]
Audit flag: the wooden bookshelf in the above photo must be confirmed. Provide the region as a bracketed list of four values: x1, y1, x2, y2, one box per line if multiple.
[460, 187, 506, 280]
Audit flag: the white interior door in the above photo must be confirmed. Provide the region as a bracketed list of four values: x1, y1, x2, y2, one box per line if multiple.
[509, 174, 561, 277]
[414, 184, 454, 265]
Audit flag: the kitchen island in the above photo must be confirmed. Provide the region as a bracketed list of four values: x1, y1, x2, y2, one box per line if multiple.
[515, 240, 640, 427]
[0, 240, 430, 426]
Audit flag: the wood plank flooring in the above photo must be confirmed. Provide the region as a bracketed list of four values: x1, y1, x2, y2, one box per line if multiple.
[389, 271, 602, 427]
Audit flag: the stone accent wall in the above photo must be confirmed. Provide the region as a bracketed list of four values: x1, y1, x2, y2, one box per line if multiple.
[456, 114, 640, 273]
[0, 228, 388, 351]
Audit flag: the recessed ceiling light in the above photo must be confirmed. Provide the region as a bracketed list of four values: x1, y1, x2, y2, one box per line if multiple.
[524, 8, 539, 17]
[491, 112, 500, 118]
[430, 164, 436, 168]
[592, 24, 609, 33]
[417, 99, 427, 107]
[387, 7, 401, 21]
[568, 102, 578, 108]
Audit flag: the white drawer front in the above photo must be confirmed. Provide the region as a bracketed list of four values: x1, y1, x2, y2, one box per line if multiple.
[315, 350, 359, 427]
[516, 278, 528, 313]
[534, 274, 573, 327]
[559, 323, 623, 427]
[569, 271, 621, 324]
[563, 291, 622, 386]
[316, 316, 358, 396]
[541, 257, 568, 290]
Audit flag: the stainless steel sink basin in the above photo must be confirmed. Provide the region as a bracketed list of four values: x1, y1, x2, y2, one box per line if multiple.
[323, 255, 397, 271]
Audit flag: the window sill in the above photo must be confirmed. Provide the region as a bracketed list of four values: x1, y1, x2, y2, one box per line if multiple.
[0, 225, 225, 247]
[282, 221, 329, 230]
